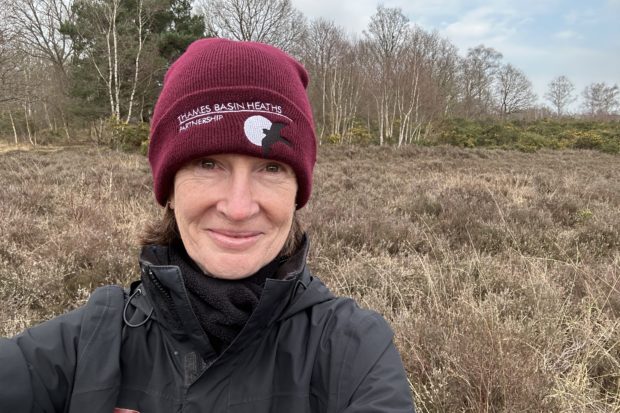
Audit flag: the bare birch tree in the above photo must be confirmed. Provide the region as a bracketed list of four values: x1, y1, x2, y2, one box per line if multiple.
[303, 19, 346, 143]
[582, 82, 620, 117]
[7, 0, 76, 136]
[394, 30, 422, 146]
[126, 0, 146, 122]
[328, 42, 362, 143]
[197, 0, 306, 54]
[69, 0, 153, 121]
[0, 15, 21, 105]
[495, 63, 536, 117]
[544, 75, 575, 116]
[61, 0, 121, 119]
[8, 0, 75, 75]
[416, 30, 459, 118]
[460, 45, 502, 117]
[0, 16, 24, 143]
[364, 5, 409, 145]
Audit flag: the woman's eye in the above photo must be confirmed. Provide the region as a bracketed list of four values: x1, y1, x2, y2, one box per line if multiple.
[265, 163, 281, 173]
[199, 159, 216, 169]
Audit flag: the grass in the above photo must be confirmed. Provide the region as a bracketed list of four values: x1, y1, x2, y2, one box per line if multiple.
[1, 144, 619, 411]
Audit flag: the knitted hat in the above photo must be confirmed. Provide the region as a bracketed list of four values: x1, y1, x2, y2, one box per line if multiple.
[148, 38, 316, 208]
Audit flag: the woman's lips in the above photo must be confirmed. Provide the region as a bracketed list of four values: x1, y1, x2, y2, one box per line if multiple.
[207, 229, 263, 250]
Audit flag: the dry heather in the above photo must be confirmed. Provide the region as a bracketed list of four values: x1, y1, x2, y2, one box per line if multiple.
[1, 144, 619, 412]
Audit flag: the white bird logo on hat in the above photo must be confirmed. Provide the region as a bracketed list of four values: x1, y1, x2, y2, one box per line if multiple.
[243, 115, 291, 156]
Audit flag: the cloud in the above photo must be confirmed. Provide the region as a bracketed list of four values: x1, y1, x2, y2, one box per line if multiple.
[554, 30, 582, 40]
[382, 0, 466, 17]
[563, 11, 579, 24]
[292, 0, 378, 33]
[440, 6, 522, 51]
[444, 18, 493, 38]
[562, 8, 602, 26]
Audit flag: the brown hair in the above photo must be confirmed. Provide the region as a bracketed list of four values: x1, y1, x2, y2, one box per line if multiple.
[140, 205, 304, 258]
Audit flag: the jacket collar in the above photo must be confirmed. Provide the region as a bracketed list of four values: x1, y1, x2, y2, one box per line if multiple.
[137, 235, 316, 360]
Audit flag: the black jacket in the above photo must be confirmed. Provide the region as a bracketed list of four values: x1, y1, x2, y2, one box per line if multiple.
[0, 241, 414, 412]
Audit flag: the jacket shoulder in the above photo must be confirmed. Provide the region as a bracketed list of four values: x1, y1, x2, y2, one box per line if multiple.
[310, 290, 394, 342]
[0, 285, 126, 412]
[310, 294, 415, 411]
[69, 285, 126, 410]
[298, 274, 394, 339]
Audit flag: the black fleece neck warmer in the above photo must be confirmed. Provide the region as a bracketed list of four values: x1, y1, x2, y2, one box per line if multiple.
[167, 241, 281, 353]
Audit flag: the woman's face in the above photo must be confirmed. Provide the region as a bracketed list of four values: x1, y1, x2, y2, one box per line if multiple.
[170, 153, 297, 279]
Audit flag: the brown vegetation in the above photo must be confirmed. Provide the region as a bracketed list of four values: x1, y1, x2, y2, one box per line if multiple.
[1, 145, 619, 411]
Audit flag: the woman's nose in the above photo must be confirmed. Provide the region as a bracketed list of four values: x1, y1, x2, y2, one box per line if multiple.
[216, 172, 259, 221]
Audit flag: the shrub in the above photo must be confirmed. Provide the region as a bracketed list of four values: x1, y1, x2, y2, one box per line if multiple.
[477, 123, 519, 147]
[600, 139, 620, 154]
[34, 129, 66, 145]
[572, 131, 605, 150]
[110, 121, 150, 153]
[436, 118, 480, 148]
[325, 133, 342, 144]
[140, 139, 149, 156]
[429, 119, 620, 154]
[346, 122, 372, 145]
[516, 131, 547, 152]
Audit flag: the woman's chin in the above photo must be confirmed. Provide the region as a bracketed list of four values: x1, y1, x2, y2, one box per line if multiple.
[199, 258, 264, 280]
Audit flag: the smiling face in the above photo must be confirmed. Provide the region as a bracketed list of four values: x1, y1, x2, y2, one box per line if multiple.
[169, 153, 297, 279]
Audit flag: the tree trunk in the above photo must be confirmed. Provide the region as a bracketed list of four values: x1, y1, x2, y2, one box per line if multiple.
[9, 111, 18, 144]
[319, 66, 327, 144]
[106, 28, 115, 118]
[61, 110, 71, 141]
[377, 96, 384, 146]
[112, 0, 120, 119]
[24, 103, 34, 145]
[126, 0, 144, 123]
[43, 101, 54, 131]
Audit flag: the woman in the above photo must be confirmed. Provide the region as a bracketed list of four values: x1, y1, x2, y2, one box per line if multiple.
[0, 38, 414, 412]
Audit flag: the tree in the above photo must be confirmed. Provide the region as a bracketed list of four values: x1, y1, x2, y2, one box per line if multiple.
[302, 18, 346, 143]
[197, 0, 305, 54]
[414, 29, 460, 118]
[545, 75, 575, 116]
[154, 0, 205, 62]
[582, 82, 620, 117]
[365, 5, 409, 68]
[0, 14, 21, 106]
[495, 63, 536, 117]
[460, 45, 502, 118]
[8, 0, 75, 76]
[364, 5, 410, 145]
[63, 0, 204, 122]
[7, 0, 77, 137]
[0, 15, 25, 142]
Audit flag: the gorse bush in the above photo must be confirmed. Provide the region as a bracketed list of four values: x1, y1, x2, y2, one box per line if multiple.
[433, 118, 620, 153]
[1, 145, 619, 411]
[79, 118, 151, 152]
[109, 121, 150, 153]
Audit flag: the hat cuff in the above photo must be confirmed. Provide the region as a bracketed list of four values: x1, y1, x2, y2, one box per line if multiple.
[149, 86, 316, 208]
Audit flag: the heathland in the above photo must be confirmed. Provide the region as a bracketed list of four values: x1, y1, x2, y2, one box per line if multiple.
[0, 144, 618, 411]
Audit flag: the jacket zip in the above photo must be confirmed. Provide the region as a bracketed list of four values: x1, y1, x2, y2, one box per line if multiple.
[149, 269, 175, 308]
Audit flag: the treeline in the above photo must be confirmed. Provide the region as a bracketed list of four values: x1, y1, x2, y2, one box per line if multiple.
[1, 0, 619, 148]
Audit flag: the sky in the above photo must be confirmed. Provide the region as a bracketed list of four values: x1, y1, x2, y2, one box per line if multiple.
[291, 0, 620, 112]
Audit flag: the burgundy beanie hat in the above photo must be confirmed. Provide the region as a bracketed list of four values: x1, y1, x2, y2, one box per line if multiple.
[148, 38, 317, 208]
